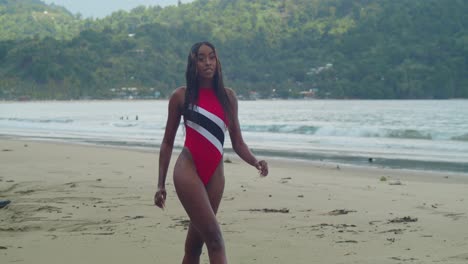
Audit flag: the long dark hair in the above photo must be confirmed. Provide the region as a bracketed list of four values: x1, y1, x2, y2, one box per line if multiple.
[184, 41, 232, 123]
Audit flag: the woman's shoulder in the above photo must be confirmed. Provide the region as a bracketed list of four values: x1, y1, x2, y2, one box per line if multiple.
[173, 86, 186, 96]
[170, 86, 186, 100]
[168, 87, 186, 110]
[224, 87, 237, 97]
[224, 87, 238, 102]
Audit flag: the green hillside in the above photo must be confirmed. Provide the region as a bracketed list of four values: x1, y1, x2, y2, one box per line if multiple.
[0, 0, 467, 100]
[0, 0, 81, 40]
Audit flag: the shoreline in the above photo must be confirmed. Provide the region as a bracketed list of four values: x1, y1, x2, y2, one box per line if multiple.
[1, 138, 468, 263]
[2, 134, 468, 176]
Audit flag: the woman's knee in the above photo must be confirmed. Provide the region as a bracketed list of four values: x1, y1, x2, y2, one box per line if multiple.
[203, 225, 224, 252]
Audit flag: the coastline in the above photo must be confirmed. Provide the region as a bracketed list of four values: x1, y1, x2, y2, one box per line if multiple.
[2, 133, 467, 175]
[1, 138, 468, 263]
[2, 99, 468, 175]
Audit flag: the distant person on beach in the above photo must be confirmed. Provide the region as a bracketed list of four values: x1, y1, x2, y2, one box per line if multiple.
[154, 41, 268, 263]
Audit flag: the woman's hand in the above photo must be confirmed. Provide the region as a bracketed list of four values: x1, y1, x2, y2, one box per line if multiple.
[255, 160, 269, 177]
[154, 187, 167, 209]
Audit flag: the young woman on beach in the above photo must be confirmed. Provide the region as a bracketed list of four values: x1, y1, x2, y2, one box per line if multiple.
[154, 41, 269, 263]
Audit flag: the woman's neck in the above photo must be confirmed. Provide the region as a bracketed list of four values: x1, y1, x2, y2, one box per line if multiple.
[198, 78, 213, 88]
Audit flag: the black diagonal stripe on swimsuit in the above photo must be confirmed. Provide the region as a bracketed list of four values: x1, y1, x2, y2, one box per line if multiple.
[185, 109, 225, 144]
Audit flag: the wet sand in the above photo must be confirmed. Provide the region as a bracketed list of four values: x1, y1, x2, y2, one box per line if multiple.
[1, 139, 468, 263]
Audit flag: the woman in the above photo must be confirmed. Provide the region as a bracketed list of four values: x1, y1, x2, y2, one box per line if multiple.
[154, 41, 268, 264]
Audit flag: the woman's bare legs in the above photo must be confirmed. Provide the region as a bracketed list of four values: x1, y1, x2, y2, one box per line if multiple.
[174, 149, 227, 264]
[181, 165, 224, 264]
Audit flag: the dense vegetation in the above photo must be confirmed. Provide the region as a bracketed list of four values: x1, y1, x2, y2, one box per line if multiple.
[0, 0, 467, 100]
[0, 0, 81, 40]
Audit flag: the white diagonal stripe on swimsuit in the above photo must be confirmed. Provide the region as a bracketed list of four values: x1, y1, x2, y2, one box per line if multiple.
[189, 104, 226, 132]
[186, 120, 223, 154]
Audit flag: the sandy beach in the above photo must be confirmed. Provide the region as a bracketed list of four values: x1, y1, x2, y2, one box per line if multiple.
[1, 139, 468, 263]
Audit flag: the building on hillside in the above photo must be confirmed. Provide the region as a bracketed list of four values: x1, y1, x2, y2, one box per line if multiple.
[299, 89, 318, 99]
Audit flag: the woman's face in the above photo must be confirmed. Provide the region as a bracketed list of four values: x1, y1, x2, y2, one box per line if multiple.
[196, 44, 217, 80]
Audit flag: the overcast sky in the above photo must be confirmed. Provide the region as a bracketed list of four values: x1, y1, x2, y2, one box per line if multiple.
[42, 0, 194, 18]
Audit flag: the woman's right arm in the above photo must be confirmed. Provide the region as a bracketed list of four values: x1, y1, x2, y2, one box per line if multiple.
[155, 88, 184, 208]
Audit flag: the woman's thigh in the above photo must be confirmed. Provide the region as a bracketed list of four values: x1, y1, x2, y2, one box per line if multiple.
[173, 150, 220, 232]
[205, 161, 225, 214]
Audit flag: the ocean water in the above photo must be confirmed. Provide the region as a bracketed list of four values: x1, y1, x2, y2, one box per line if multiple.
[1, 99, 467, 174]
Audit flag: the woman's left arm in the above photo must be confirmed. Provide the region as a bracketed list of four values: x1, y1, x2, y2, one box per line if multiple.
[227, 88, 268, 177]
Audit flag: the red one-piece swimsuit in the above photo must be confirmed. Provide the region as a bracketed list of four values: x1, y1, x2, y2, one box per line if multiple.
[184, 88, 227, 185]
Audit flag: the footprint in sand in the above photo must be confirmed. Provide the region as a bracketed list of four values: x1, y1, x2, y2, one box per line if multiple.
[443, 212, 465, 221]
[36, 205, 62, 213]
[449, 253, 468, 261]
[390, 256, 418, 261]
[15, 189, 36, 195]
[417, 205, 466, 221]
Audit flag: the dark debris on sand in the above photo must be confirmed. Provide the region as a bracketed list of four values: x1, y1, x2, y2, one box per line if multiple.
[0, 200, 11, 209]
[241, 208, 290, 214]
[327, 209, 357, 216]
[169, 217, 190, 229]
[388, 216, 418, 223]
